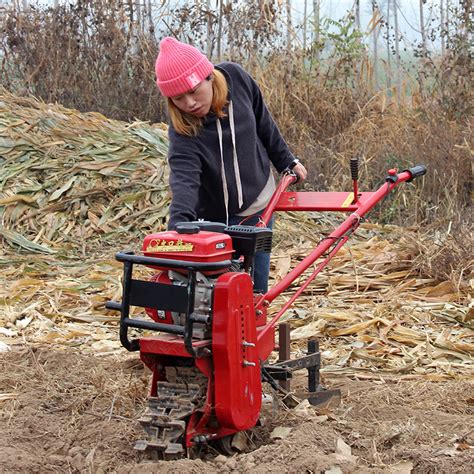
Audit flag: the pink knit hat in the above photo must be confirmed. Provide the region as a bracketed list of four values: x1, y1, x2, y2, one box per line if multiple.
[155, 37, 214, 97]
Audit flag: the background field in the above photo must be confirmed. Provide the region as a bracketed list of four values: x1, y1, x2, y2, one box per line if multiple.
[0, 1, 472, 472]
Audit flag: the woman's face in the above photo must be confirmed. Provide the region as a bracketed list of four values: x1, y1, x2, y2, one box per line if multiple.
[170, 76, 213, 117]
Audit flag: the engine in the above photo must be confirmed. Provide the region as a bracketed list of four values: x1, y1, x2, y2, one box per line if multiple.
[142, 223, 234, 339]
[142, 223, 234, 272]
[141, 221, 273, 338]
[144, 269, 216, 339]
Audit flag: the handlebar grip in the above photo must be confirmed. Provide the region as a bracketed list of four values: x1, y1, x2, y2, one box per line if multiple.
[105, 301, 122, 311]
[404, 165, 427, 182]
[282, 168, 299, 183]
[350, 157, 359, 181]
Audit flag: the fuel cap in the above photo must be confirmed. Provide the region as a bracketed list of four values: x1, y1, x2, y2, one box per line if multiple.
[175, 224, 200, 234]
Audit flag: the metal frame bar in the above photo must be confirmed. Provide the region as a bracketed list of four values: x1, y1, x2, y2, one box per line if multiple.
[256, 167, 426, 345]
[108, 252, 233, 354]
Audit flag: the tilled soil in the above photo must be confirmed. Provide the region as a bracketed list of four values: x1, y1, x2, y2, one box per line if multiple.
[0, 345, 472, 473]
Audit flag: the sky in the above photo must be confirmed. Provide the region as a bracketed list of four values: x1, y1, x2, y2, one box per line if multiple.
[292, 0, 448, 44]
[9, 0, 453, 47]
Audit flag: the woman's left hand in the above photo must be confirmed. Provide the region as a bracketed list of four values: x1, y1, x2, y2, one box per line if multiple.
[293, 162, 307, 182]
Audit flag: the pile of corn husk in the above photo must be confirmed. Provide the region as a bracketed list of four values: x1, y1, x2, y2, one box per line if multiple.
[1, 219, 472, 380]
[272, 217, 473, 380]
[0, 87, 169, 255]
[0, 90, 472, 381]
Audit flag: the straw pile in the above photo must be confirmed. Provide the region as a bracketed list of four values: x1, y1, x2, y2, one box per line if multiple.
[0, 90, 472, 382]
[0, 87, 169, 255]
[272, 217, 473, 381]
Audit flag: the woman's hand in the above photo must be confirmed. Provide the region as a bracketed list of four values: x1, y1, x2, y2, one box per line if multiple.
[293, 162, 307, 181]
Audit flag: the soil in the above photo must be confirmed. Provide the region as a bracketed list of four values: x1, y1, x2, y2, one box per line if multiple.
[1, 344, 472, 473]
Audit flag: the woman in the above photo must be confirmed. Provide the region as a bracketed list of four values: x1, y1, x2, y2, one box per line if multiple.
[155, 37, 307, 292]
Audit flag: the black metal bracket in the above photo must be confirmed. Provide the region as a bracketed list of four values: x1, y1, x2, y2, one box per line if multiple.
[263, 339, 321, 385]
[106, 251, 231, 355]
[262, 338, 341, 408]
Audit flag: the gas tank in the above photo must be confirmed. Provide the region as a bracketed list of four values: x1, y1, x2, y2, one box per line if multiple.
[142, 224, 234, 275]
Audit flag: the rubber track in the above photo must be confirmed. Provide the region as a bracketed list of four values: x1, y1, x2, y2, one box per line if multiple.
[134, 378, 205, 458]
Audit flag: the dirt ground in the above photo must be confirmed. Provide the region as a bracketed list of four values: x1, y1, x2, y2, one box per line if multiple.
[1, 344, 472, 474]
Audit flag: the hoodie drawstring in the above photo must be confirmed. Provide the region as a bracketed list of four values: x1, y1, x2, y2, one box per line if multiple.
[216, 100, 244, 225]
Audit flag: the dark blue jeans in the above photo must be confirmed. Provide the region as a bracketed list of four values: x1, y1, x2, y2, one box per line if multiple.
[228, 213, 274, 293]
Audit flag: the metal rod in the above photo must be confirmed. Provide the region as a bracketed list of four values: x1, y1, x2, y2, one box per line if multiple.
[351, 157, 359, 204]
[258, 173, 297, 227]
[278, 323, 291, 392]
[120, 260, 139, 351]
[307, 339, 319, 393]
[352, 181, 359, 204]
[123, 317, 185, 335]
[184, 270, 197, 357]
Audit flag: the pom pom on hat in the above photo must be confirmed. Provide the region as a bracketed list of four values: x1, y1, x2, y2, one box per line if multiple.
[155, 37, 214, 97]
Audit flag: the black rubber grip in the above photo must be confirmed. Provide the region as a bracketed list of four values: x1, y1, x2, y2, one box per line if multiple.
[404, 165, 427, 182]
[105, 301, 122, 311]
[350, 158, 359, 181]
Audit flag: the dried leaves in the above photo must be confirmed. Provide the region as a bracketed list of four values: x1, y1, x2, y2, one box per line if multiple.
[0, 87, 170, 254]
[1, 220, 471, 378]
[272, 218, 473, 380]
[0, 90, 472, 381]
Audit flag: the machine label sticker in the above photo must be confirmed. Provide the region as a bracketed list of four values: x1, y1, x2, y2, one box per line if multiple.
[146, 239, 194, 252]
[215, 242, 226, 249]
[341, 192, 354, 208]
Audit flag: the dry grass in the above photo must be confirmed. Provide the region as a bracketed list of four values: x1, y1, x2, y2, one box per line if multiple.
[0, 1, 161, 122]
[0, 1, 471, 228]
[255, 57, 472, 226]
[405, 222, 473, 291]
[0, 87, 170, 254]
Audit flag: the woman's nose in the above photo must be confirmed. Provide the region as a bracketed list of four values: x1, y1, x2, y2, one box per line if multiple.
[185, 95, 196, 109]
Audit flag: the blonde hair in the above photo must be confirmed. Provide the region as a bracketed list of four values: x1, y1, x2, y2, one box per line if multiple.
[167, 69, 228, 136]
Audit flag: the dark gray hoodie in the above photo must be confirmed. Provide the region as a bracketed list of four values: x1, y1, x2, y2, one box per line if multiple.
[167, 62, 295, 229]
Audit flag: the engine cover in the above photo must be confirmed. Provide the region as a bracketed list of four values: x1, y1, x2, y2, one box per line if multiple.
[212, 272, 261, 431]
[142, 229, 233, 274]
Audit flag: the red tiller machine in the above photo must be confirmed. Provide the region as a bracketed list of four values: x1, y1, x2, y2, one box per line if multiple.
[106, 161, 426, 457]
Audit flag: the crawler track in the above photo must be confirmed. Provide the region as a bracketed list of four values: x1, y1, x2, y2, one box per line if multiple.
[134, 368, 207, 459]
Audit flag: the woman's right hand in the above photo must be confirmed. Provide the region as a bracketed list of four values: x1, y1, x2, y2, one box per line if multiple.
[293, 162, 307, 182]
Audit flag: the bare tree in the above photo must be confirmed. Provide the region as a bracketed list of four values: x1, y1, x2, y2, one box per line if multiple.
[313, 0, 320, 59]
[147, 0, 154, 36]
[371, 1, 381, 91]
[303, 0, 308, 50]
[385, 0, 392, 89]
[286, 0, 292, 50]
[393, 0, 401, 100]
[206, 0, 212, 56]
[136, 0, 142, 30]
[217, 0, 223, 61]
[440, 0, 445, 56]
[419, 0, 427, 55]
[446, 0, 450, 48]
[355, 0, 361, 30]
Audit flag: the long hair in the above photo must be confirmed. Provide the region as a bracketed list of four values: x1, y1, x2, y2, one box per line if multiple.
[167, 69, 228, 136]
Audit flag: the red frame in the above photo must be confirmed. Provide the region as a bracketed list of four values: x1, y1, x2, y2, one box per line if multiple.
[255, 170, 414, 356]
[135, 168, 418, 448]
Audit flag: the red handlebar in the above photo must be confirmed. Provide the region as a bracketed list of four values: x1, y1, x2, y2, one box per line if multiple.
[255, 165, 426, 346]
[258, 172, 297, 227]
